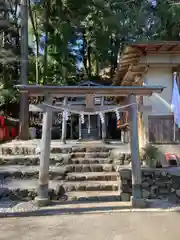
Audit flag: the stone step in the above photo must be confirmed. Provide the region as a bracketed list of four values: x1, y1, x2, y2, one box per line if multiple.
[71, 152, 110, 158]
[73, 147, 111, 153]
[0, 154, 115, 166]
[68, 158, 113, 165]
[0, 179, 119, 201]
[0, 145, 112, 155]
[0, 166, 118, 181]
[66, 172, 119, 181]
[0, 165, 66, 180]
[67, 191, 120, 202]
[0, 164, 116, 179]
[0, 155, 42, 166]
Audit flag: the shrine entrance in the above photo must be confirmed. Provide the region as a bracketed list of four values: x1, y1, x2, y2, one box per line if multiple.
[81, 115, 99, 140]
[16, 84, 164, 207]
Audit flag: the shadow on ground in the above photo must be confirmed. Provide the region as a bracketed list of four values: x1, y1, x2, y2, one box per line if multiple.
[0, 199, 133, 218]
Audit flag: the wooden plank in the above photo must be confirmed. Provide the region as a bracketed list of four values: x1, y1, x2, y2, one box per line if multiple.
[138, 105, 152, 112]
[85, 94, 94, 108]
[148, 115, 174, 143]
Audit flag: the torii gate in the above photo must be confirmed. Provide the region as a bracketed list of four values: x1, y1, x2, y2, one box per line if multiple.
[16, 84, 165, 207]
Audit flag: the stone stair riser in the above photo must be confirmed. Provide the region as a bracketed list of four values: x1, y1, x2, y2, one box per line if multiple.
[70, 195, 120, 202]
[0, 147, 113, 155]
[0, 164, 116, 179]
[71, 152, 110, 158]
[0, 158, 114, 166]
[0, 184, 119, 201]
[0, 171, 65, 180]
[66, 164, 116, 173]
[68, 159, 113, 165]
[66, 175, 118, 181]
[0, 172, 118, 181]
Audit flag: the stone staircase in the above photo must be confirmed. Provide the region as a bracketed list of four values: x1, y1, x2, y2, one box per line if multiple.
[0, 144, 131, 202]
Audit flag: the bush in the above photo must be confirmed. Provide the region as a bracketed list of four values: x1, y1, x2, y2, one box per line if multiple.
[142, 144, 160, 168]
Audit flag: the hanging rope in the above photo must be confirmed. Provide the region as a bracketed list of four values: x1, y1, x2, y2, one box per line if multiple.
[42, 102, 135, 115]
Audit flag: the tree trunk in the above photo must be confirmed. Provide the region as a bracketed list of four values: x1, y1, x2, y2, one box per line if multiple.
[87, 43, 92, 78]
[82, 30, 88, 76]
[19, 0, 29, 140]
[29, 0, 39, 84]
[43, 1, 50, 84]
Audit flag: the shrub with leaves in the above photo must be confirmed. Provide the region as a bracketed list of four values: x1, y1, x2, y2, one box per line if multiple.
[142, 144, 160, 168]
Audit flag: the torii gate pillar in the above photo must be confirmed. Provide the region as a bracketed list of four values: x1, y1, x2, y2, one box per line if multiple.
[35, 96, 52, 206]
[129, 94, 143, 207]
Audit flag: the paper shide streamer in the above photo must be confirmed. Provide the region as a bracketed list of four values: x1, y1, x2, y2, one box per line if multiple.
[99, 112, 105, 123]
[63, 110, 69, 121]
[80, 113, 85, 124]
[115, 109, 120, 120]
[88, 115, 91, 133]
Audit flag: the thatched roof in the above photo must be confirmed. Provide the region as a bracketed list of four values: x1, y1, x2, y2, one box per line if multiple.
[115, 41, 180, 86]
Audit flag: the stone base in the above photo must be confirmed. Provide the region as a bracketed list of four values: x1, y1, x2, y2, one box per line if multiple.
[34, 197, 51, 207]
[131, 196, 149, 208]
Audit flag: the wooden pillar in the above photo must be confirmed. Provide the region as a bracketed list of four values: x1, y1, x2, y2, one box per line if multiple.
[138, 96, 145, 149]
[36, 95, 52, 205]
[138, 112, 145, 149]
[70, 115, 73, 139]
[121, 130, 125, 143]
[101, 96, 106, 141]
[79, 115, 82, 140]
[98, 115, 101, 138]
[129, 94, 142, 204]
[61, 97, 68, 144]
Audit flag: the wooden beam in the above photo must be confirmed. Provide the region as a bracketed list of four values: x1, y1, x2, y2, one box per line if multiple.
[61, 97, 68, 144]
[17, 85, 165, 97]
[101, 96, 106, 141]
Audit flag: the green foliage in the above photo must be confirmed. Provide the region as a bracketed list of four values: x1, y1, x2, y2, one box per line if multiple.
[1, 0, 180, 113]
[142, 144, 160, 168]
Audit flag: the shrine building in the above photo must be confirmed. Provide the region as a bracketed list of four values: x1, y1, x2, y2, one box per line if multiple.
[115, 41, 180, 146]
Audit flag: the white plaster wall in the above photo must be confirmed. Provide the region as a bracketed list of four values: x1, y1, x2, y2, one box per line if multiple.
[142, 67, 173, 144]
[143, 67, 172, 115]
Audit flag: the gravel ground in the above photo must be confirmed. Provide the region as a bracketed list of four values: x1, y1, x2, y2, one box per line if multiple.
[1, 212, 180, 240]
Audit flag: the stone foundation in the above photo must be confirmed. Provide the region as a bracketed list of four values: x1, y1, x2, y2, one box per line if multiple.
[120, 168, 180, 202]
